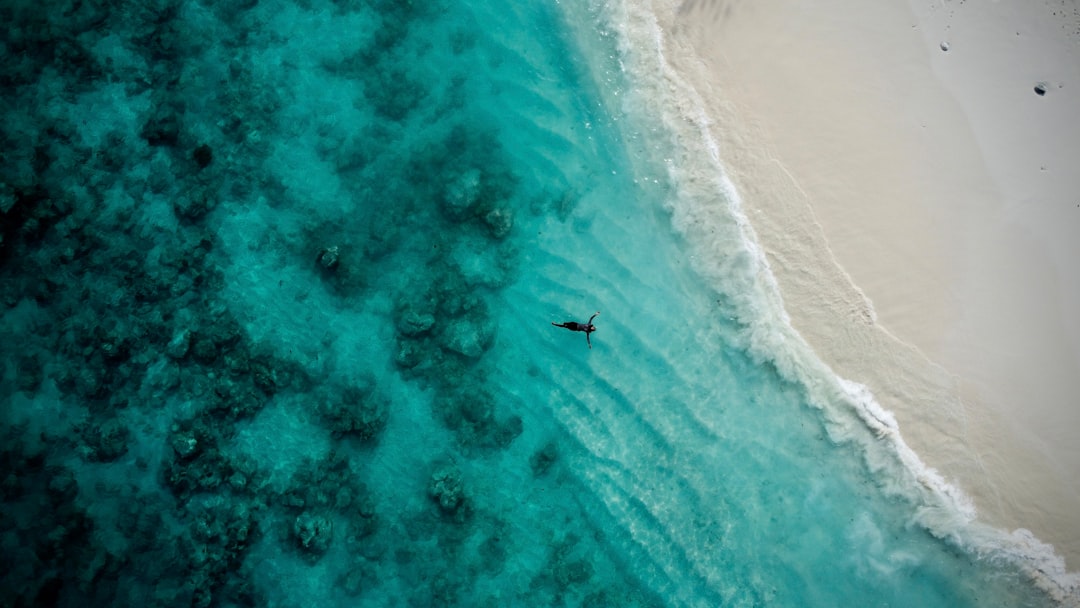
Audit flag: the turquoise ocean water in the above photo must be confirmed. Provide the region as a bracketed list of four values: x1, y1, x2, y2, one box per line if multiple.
[0, 0, 1071, 606]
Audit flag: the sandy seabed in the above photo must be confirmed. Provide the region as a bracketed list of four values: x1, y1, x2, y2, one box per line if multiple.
[657, 0, 1080, 570]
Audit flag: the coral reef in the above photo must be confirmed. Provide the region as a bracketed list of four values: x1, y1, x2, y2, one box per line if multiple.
[292, 511, 334, 556]
[0, 0, 666, 606]
[428, 461, 468, 519]
[318, 383, 390, 441]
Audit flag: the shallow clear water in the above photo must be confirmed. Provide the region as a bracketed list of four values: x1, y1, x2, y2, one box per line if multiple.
[0, 0, 1058, 606]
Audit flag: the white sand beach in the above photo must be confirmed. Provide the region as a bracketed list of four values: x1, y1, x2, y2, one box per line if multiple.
[657, 0, 1080, 568]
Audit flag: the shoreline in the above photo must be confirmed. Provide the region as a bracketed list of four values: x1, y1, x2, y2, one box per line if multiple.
[660, 0, 1080, 570]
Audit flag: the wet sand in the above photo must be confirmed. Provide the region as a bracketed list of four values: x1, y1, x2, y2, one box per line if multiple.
[658, 0, 1080, 569]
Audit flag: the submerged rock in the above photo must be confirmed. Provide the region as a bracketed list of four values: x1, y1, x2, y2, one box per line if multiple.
[428, 463, 466, 515]
[316, 245, 340, 271]
[493, 415, 524, 449]
[459, 392, 492, 425]
[141, 106, 180, 147]
[171, 430, 199, 460]
[530, 441, 559, 476]
[441, 169, 482, 221]
[483, 207, 513, 239]
[173, 189, 218, 222]
[166, 329, 191, 359]
[350, 495, 378, 536]
[435, 386, 524, 450]
[293, 512, 334, 556]
[249, 355, 278, 394]
[190, 335, 219, 364]
[397, 308, 436, 337]
[79, 417, 131, 462]
[439, 314, 495, 359]
[320, 386, 389, 441]
[394, 339, 424, 369]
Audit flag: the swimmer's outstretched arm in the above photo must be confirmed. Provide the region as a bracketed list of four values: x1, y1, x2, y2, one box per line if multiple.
[586, 332, 592, 349]
[588, 311, 599, 324]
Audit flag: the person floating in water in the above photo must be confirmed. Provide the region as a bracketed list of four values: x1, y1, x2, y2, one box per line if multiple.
[551, 311, 600, 349]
